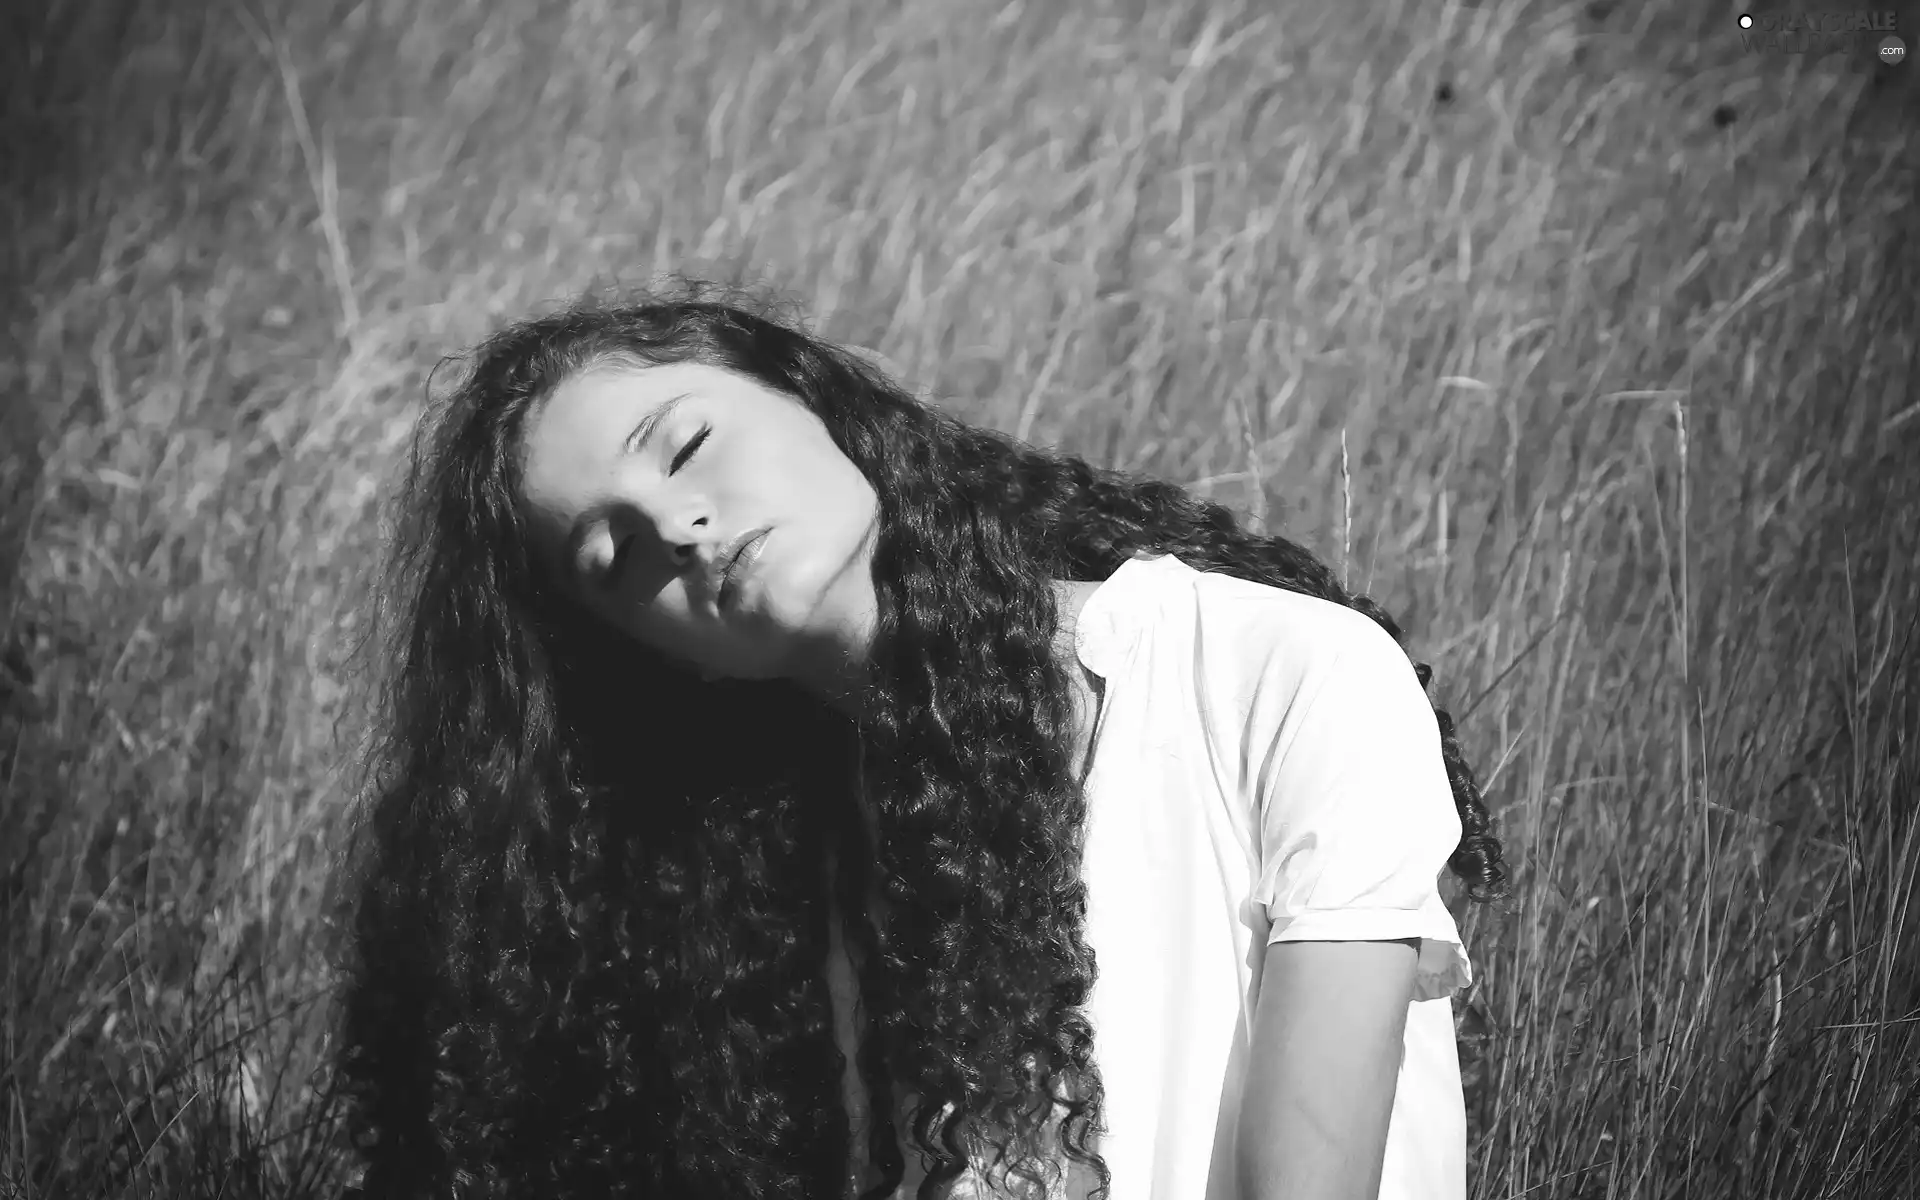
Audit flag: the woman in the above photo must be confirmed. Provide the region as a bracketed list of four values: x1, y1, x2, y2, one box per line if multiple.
[333, 281, 1507, 1200]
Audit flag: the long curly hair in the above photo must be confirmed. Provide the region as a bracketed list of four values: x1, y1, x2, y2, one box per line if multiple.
[331, 279, 1508, 1200]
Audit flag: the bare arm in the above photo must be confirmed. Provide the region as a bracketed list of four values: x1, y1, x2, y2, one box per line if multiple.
[1236, 939, 1419, 1200]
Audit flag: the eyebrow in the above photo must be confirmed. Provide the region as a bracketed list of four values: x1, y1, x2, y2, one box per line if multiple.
[630, 392, 692, 457]
[559, 392, 692, 576]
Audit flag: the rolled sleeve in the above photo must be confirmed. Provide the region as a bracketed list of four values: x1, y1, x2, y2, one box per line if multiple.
[1250, 611, 1473, 1000]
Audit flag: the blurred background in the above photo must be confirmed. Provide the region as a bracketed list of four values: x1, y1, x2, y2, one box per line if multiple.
[3, 1, 1916, 1196]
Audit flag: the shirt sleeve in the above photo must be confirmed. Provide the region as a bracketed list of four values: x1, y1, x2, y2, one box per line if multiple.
[1247, 608, 1473, 999]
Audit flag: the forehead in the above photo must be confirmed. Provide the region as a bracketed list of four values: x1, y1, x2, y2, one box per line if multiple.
[533, 360, 711, 447]
[523, 361, 711, 499]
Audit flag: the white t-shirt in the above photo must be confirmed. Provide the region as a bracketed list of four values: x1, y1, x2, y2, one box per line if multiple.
[834, 553, 1472, 1200]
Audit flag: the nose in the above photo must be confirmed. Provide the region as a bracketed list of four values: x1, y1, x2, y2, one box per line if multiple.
[616, 494, 719, 573]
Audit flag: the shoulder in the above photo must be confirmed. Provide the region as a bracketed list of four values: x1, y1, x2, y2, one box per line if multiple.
[1189, 563, 1391, 646]
[1077, 554, 1423, 726]
[1137, 555, 1412, 686]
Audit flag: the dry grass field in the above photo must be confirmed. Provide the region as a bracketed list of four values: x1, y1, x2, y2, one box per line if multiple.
[3, 0, 1917, 1196]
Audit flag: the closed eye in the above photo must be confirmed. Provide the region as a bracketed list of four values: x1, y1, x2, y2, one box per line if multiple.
[670, 424, 711, 474]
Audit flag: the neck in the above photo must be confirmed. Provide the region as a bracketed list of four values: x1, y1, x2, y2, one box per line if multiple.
[790, 578, 1098, 722]
[778, 614, 877, 720]
[798, 659, 875, 722]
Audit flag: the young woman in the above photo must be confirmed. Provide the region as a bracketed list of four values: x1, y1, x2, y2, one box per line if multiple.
[333, 282, 1507, 1200]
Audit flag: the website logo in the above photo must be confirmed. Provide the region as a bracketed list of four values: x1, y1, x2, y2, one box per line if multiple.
[1737, 11, 1906, 66]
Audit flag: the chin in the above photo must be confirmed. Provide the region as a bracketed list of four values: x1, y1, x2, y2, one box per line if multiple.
[723, 657, 784, 683]
[706, 635, 790, 684]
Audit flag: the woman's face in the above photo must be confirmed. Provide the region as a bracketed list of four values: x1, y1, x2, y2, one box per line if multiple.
[519, 360, 881, 686]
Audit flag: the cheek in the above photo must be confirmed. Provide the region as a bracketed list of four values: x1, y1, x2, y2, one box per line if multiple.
[805, 465, 877, 552]
[762, 428, 870, 520]
[813, 440, 877, 526]
[845, 473, 880, 533]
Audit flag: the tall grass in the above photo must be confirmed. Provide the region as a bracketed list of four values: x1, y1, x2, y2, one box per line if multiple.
[3, 1, 1915, 1196]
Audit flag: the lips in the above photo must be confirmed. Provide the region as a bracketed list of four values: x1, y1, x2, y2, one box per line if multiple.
[714, 527, 770, 606]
